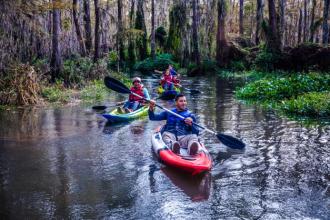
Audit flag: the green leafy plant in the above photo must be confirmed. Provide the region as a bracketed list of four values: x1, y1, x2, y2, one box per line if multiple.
[80, 80, 108, 102]
[41, 80, 70, 103]
[281, 92, 330, 117]
[236, 73, 330, 101]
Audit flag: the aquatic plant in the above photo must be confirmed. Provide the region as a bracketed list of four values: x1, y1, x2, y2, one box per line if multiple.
[281, 92, 330, 117]
[236, 73, 330, 101]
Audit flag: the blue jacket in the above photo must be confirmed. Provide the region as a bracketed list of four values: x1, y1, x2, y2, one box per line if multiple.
[149, 108, 199, 136]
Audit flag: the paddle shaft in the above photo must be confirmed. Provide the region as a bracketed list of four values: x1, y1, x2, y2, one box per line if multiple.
[130, 91, 216, 135]
[164, 80, 200, 93]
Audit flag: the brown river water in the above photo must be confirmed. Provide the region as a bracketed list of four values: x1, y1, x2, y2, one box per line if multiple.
[0, 76, 329, 219]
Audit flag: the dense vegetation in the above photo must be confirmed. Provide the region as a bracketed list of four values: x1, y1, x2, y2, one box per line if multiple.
[0, 0, 329, 119]
[236, 72, 330, 118]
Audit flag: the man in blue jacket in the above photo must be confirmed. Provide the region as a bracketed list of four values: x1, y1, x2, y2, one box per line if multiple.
[148, 94, 200, 155]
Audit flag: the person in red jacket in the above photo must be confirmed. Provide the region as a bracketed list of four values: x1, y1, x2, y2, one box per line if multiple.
[118, 77, 150, 113]
[160, 69, 175, 91]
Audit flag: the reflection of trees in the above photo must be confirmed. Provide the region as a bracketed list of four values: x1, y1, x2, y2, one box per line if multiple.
[53, 108, 70, 218]
[0, 108, 41, 141]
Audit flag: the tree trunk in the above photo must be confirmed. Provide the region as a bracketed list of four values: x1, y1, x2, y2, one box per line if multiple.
[239, 0, 244, 36]
[309, 0, 316, 42]
[279, 0, 286, 48]
[117, 0, 125, 62]
[255, 0, 264, 45]
[101, 0, 110, 53]
[216, 0, 229, 66]
[267, 0, 281, 52]
[73, 0, 86, 56]
[94, 0, 100, 62]
[83, 0, 92, 54]
[323, 0, 330, 45]
[303, 0, 307, 42]
[192, 0, 200, 65]
[151, 0, 156, 60]
[128, 0, 136, 63]
[50, 0, 63, 82]
[135, 0, 147, 60]
[298, 8, 303, 44]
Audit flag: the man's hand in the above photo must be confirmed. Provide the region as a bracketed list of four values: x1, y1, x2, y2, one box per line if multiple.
[149, 99, 156, 111]
[184, 117, 193, 126]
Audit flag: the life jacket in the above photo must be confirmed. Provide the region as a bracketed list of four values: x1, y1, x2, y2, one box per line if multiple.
[172, 77, 180, 84]
[161, 73, 173, 86]
[162, 108, 199, 136]
[129, 85, 145, 102]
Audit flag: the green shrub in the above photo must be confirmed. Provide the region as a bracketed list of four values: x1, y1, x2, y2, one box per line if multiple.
[31, 58, 50, 75]
[80, 80, 108, 102]
[229, 60, 246, 72]
[236, 73, 330, 101]
[62, 56, 94, 85]
[254, 49, 282, 71]
[107, 50, 118, 69]
[281, 92, 330, 117]
[133, 53, 178, 73]
[41, 80, 70, 103]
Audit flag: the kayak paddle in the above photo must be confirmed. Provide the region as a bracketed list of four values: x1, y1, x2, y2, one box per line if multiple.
[92, 104, 121, 110]
[104, 76, 245, 149]
[164, 80, 201, 94]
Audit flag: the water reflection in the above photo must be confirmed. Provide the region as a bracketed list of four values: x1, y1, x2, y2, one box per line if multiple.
[0, 76, 329, 219]
[161, 167, 211, 202]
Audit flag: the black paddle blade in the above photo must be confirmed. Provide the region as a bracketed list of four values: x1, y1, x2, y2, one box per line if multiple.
[92, 105, 107, 110]
[104, 76, 131, 94]
[216, 133, 245, 149]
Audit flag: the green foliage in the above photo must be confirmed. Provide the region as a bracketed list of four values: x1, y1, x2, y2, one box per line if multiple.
[41, 80, 70, 103]
[230, 60, 246, 71]
[134, 53, 178, 73]
[62, 56, 94, 86]
[31, 58, 50, 76]
[107, 51, 118, 69]
[236, 73, 330, 101]
[254, 49, 282, 71]
[80, 80, 108, 102]
[110, 71, 132, 88]
[281, 92, 330, 117]
[236, 72, 330, 118]
[188, 59, 220, 75]
[155, 26, 167, 47]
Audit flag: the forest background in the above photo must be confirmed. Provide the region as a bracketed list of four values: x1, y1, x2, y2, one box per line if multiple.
[0, 0, 329, 117]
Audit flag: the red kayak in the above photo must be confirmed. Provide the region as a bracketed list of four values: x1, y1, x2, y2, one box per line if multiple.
[151, 128, 212, 175]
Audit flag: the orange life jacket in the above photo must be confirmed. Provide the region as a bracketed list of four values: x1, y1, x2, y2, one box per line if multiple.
[129, 85, 145, 102]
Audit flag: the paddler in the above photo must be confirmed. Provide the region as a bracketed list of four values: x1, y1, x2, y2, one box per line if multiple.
[148, 94, 200, 155]
[118, 77, 150, 113]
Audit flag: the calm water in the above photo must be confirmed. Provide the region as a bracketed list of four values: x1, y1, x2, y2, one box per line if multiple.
[0, 76, 329, 219]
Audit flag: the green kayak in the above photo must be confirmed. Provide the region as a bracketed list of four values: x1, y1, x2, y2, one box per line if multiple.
[102, 106, 149, 123]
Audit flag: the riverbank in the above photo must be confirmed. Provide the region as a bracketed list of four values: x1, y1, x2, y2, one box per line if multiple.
[234, 71, 330, 121]
[0, 58, 131, 108]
